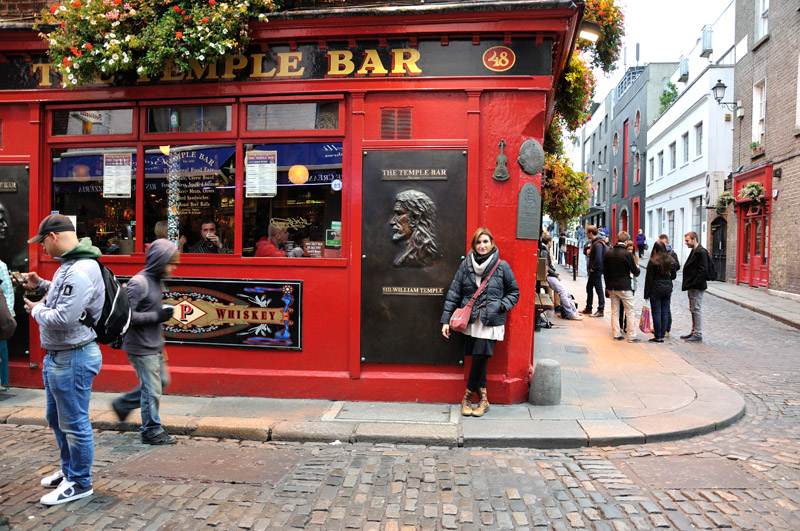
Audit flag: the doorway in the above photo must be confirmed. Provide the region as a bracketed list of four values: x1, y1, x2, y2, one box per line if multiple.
[710, 217, 726, 282]
[737, 207, 769, 287]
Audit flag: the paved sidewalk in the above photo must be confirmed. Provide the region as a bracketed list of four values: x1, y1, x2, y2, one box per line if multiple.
[0, 262, 753, 450]
[706, 281, 800, 330]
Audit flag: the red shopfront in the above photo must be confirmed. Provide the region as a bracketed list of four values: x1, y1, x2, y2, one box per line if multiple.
[733, 164, 772, 288]
[0, 2, 581, 403]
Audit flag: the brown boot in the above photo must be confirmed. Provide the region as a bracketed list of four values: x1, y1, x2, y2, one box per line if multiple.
[472, 388, 490, 417]
[461, 389, 474, 416]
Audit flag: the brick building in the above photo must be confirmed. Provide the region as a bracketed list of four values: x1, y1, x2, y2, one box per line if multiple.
[723, 0, 800, 297]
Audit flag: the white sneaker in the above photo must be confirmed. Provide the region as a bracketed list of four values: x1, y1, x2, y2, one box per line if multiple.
[40, 479, 93, 505]
[568, 313, 584, 320]
[40, 469, 65, 488]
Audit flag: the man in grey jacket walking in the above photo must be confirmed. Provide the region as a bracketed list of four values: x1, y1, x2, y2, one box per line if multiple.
[112, 239, 180, 445]
[23, 214, 105, 505]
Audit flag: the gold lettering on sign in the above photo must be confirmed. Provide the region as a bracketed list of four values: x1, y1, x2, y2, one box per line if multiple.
[356, 50, 388, 76]
[221, 55, 247, 80]
[250, 53, 277, 78]
[381, 168, 448, 181]
[382, 286, 444, 296]
[326, 50, 355, 77]
[276, 52, 304, 78]
[31, 63, 53, 88]
[391, 49, 422, 75]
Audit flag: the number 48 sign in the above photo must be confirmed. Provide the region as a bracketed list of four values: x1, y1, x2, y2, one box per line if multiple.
[482, 46, 516, 72]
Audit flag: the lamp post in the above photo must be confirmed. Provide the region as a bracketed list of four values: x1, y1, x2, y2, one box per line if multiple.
[578, 20, 602, 43]
[711, 79, 739, 111]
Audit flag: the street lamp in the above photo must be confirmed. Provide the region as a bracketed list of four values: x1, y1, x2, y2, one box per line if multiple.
[629, 142, 638, 155]
[579, 20, 602, 43]
[711, 79, 739, 111]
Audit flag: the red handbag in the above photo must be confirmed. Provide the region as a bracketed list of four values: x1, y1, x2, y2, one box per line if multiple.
[449, 260, 500, 333]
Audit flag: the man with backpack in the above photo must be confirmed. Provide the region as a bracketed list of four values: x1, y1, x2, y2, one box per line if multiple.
[581, 225, 607, 317]
[112, 239, 179, 445]
[681, 231, 712, 342]
[23, 214, 105, 505]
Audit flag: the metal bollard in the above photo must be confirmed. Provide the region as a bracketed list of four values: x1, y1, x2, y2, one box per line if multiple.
[529, 358, 561, 406]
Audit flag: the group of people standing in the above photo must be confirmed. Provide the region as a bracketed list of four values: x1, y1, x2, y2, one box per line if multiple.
[580, 224, 713, 343]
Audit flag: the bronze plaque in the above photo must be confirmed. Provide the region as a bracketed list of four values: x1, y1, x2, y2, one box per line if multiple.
[516, 183, 541, 240]
[361, 150, 467, 365]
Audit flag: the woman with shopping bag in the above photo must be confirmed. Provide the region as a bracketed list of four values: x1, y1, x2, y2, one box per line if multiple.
[644, 240, 678, 343]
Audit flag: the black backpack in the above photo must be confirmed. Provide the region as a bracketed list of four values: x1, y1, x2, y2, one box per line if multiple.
[706, 252, 717, 282]
[79, 259, 132, 349]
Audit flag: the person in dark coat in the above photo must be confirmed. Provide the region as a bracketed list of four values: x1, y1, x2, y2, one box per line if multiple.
[112, 239, 180, 445]
[636, 229, 647, 258]
[441, 227, 519, 418]
[658, 234, 680, 336]
[582, 225, 606, 316]
[603, 231, 641, 342]
[681, 231, 711, 342]
[644, 240, 678, 343]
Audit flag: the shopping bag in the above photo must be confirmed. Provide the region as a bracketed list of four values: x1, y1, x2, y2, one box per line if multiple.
[638, 305, 652, 334]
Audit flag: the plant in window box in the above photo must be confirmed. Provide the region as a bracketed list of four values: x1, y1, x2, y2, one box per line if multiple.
[749, 141, 764, 154]
[738, 182, 766, 216]
[36, 0, 279, 88]
[713, 191, 734, 213]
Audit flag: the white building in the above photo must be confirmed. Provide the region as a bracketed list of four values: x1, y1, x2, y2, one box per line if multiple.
[645, 2, 735, 264]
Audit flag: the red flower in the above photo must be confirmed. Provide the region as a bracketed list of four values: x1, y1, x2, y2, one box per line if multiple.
[208, 0, 215, 4]
[173, 5, 180, 11]
[62, 57, 72, 66]
[176, 31, 183, 39]
[184, 16, 189, 20]
[71, 0, 80, 6]
[50, 4, 60, 13]
[181, 10, 186, 14]
[61, 21, 66, 28]
[82, 43, 93, 50]
[114, 0, 122, 3]
[202, 17, 209, 22]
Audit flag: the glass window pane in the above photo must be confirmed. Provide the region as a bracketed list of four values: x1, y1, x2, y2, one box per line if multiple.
[51, 147, 136, 254]
[246, 102, 339, 131]
[147, 106, 232, 133]
[52, 109, 133, 136]
[143, 144, 235, 253]
[243, 142, 343, 258]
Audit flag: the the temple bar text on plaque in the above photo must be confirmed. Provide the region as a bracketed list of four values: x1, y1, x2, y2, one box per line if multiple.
[381, 168, 448, 181]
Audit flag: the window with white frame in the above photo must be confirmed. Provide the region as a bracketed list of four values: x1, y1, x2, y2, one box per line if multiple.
[667, 210, 675, 246]
[647, 211, 653, 239]
[695, 121, 703, 156]
[658, 151, 664, 177]
[634, 154, 640, 185]
[612, 167, 618, 195]
[755, 0, 769, 41]
[691, 197, 702, 235]
[648, 157, 654, 183]
[752, 79, 766, 145]
[669, 142, 676, 170]
[682, 133, 689, 164]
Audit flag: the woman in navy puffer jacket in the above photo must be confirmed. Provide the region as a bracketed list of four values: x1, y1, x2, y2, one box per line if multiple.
[441, 227, 519, 418]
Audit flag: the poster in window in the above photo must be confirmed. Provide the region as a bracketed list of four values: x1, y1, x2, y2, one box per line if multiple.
[245, 150, 277, 197]
[102, 153, 132, 198]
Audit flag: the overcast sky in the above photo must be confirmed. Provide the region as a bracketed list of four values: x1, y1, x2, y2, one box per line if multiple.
[592, 0, 734, 101]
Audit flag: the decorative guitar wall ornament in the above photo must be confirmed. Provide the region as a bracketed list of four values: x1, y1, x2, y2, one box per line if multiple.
[492, 139, 510, 181]
[518, 138, 545, 175]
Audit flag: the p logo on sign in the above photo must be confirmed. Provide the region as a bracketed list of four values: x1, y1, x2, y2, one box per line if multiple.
[482, 46, 516, 72]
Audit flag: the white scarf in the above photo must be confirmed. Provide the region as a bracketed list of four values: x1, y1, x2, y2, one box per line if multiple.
[471, 250, 498, 286]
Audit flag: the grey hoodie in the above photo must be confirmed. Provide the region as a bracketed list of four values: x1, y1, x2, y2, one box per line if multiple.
[122, 239, 177, 356]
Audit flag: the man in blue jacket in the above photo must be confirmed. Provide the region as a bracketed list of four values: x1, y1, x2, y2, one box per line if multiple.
[581, 225, 607, 317]
[112, 239, 180, 445]
[23, 214, 105, 505]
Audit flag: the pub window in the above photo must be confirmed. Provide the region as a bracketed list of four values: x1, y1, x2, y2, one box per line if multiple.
[147, 105, 232, 133]
[52, 109, 133, 136]
[381, 108, 412, 139]
[246, 102, 339, 131]
[242, 142, 343, 258]
[142, 144, 236, 254]
[51, 146, 137, 254]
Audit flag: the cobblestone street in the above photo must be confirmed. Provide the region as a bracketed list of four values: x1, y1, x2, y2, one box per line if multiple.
[1, 293, 799, 530]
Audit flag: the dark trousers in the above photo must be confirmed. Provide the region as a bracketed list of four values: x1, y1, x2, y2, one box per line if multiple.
[650, 294, 671, 340]
[585, 271, 605, 312]
[467, 354, 490, 391]
[618, 299, 627, 332]
[637, 244, 645, 258]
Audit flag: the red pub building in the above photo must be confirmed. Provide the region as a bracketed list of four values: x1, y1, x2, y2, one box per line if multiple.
[0, 0, 582, 404]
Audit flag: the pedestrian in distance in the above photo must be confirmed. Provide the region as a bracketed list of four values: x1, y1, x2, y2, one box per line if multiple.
[539, 232, 582, 320]
[23, 214, 105, 505]
[636, 228, 647, 258]
[603, 231, 641, 342]
[441, 227, 519, 418]
[617, 240, 638, 334]
[0, 258, 14, 391]
[581, 225, 606, 317]
[644, 240, 678, 343]
[658, 234, 680, 337]
[112, 239, 180, 445]
[681, 231, 711, 342]
[558, 231, 566, 265]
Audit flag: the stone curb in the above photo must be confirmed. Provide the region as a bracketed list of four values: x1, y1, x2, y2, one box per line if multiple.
[707, 288, 800, 331]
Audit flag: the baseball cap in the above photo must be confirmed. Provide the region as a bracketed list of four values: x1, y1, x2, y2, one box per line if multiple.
[28, 214, 75, 244]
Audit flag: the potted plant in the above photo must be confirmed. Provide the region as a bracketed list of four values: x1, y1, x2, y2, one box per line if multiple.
[713, 191, 734, 213]
[739, 181, 766, 215]
[750, 141, 764, 155]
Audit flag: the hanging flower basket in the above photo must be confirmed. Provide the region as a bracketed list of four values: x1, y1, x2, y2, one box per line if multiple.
[738, 181, 766, 205]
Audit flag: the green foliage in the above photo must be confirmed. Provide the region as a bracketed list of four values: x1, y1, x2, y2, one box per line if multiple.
[37, 0, 279, 87]
[738, 181, 766, 204]
[576, 0, 625, 74]
[543, 117, 567, 158]
[713, 191, 734, 210]
[659, 81, 679, 114]
[542, 154, 593, 225]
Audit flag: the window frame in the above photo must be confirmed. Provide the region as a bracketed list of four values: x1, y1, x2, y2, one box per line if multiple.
[681, 132, 689, 164]
[239, 94, 345, 139]
[668, 141, 677, 171]
[752, 79, 766, 145]
[695, 121, 703, 157]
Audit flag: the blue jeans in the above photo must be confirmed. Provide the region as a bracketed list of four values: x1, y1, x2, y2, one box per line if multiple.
[116, 352, 169, 439]
[585, 271, 605, 312]
[43, 342, 102, 489]
[650, 294, 671, 340]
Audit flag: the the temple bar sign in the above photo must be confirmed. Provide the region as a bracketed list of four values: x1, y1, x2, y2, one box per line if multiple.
[7, 38, 552, 90]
